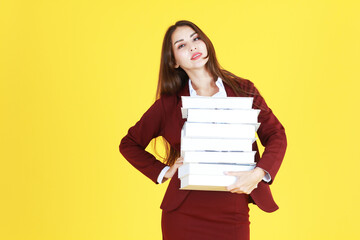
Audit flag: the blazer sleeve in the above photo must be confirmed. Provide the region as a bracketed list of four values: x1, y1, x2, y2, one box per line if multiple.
[119, 98, 168, 184]
[249, 81, 287, 185]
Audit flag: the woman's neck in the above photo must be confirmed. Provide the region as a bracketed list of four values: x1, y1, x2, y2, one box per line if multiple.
[185, 68, 219, 96]
[187, 68, 215, 92]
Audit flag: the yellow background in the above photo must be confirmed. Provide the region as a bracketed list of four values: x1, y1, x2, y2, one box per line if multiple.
[1, 0, 359, 239]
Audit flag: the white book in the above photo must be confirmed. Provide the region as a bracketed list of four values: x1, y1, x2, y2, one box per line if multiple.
[181, 108, 260, 124]
[181, 96, 253, 109]
[180, 174, 239, 191]
[183, 122, 258, 139]
[181, 137, 255, 152]
[182, 151, 256, 164]
[178, 163, 256, 179]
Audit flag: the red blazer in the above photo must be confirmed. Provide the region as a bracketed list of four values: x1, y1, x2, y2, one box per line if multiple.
[119, 79, 287, 213]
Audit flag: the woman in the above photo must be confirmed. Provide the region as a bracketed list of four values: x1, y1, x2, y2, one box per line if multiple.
[119, 20, 287, 240]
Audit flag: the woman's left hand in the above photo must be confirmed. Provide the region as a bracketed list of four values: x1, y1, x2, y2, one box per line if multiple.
[225, 167, 266, 194]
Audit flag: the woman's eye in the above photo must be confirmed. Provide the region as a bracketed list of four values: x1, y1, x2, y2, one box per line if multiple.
[178, 44, 185, 49]
[194, 37, 200, 41]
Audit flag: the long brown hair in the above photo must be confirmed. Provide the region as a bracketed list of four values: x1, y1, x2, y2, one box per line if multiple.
[153, 20, 267, 166]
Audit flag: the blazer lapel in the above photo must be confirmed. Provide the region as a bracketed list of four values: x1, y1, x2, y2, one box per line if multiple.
[223, 81, 237, 97]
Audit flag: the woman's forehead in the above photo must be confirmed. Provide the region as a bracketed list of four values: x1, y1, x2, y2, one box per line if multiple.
[172, 26, 196, 43]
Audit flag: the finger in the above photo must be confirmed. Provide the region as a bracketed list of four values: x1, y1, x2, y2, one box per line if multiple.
[224, 171, 245, 176]
[246, 186, 258, 194]
[229, 187, 237, 193]
[175, 163, 183, 169]
[175, 163, 183, 168]
[224, 171, 238, 176]
[231, 189, 240, 193]
[227, 184, 236, 191]
[231, 189, 244, 194]
[227, 184, 241, 192]
[235, 190, 245, 194]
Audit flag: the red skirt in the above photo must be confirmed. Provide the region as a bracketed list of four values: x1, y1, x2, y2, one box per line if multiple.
[161, 190, 250, 240]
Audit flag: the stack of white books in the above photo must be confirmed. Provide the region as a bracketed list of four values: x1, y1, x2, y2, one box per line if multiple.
[179, 96, 261, 191]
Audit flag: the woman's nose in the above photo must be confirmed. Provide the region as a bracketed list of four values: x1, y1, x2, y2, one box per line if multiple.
[190, 43, 197, 51]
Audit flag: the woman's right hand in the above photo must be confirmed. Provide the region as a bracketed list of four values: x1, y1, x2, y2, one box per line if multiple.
[163, 156, 184, 182]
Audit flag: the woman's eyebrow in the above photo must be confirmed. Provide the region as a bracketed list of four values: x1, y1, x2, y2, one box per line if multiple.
[174, 32, 197, 45]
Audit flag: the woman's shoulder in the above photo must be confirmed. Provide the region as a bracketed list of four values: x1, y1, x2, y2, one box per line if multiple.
[224, 72, 268, 110]
[222, 70, 257, 93]
[158, 93, 178, 102]
[153, 93, 179, 112]
[235, 76, 257, 93]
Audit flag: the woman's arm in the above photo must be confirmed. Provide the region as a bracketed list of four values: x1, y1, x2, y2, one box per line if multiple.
[226, 80, 287, 193]
[251, 81, 287, 184]
[119, 98, 169, 184]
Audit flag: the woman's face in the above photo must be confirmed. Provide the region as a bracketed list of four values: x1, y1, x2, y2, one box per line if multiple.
[171, 25, 209, 72]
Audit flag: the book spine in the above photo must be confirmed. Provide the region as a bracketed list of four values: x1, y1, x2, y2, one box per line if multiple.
[181, 96, 254, 109]
[186, 109, 260, 123]
[181, 137, 255, 152]
[178, 163, 256, 179]
[182, 151, 256, 164]
[184, 122, 256, 139]
[180, 175, 238, 190]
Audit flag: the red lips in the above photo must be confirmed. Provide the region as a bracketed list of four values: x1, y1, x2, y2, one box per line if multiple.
[191, 52, 202, 60]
